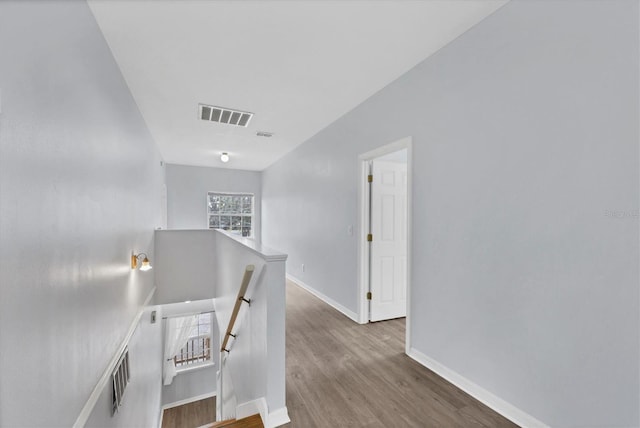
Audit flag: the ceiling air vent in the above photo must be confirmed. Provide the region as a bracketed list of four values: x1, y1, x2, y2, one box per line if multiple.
[199, 104, 253, 127]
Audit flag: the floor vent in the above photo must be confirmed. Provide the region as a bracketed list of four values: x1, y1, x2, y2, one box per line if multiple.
[200, 104, 253, 127]
[112, 347, 131, 415]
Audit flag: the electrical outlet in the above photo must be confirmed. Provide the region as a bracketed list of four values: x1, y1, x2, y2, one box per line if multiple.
[301, 263, 305, 273]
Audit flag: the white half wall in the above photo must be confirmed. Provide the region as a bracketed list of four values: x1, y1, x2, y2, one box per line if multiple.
[262, 1, 639, 426]
[214, 231, 288, 419]
[154, 230, 217, 304]
[166, 164, 262, 240]
[0, 2, 165, 426]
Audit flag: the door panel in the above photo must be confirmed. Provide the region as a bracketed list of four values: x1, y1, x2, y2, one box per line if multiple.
[370, 159, 407, 322]
[380, 256, 394, 302]
[381, 195, 395, 241]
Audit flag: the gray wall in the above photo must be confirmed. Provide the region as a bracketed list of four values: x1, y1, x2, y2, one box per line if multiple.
[86, 305, 163, 427]
[162, 361, 217, 407]
[166, 164, 262, 240]
[0, 1, 165, 426]
[154, 230, 217, 304]
[262, 1, 639, 426]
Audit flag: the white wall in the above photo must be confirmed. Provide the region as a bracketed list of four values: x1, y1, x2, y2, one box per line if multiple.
[85, 304, 163, 428]
[214, 231, 288, 424]
[162, 365, 216, 407]
[166, 164, 262, 240]
[154, 230, 217, 304]
[262, 1, 639, 426]
[0, 1, 165, 426]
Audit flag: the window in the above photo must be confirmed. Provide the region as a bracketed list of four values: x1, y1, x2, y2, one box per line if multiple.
[208, 192, 254, 237]
[174, 313, 212, 370]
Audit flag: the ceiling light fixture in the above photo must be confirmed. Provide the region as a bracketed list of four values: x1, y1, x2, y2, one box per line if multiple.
[220, 152, 230, 163]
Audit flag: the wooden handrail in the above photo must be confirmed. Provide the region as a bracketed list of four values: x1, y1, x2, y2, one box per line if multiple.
[221, 265, 255, 353]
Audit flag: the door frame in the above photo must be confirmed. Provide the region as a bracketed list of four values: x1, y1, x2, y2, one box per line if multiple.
[357, 136, 413, 352]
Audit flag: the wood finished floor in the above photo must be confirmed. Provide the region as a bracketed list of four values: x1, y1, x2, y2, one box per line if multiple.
[162, 396, 216, 428]
[208, 414, 264, 428]
[284, 280, 519, 428]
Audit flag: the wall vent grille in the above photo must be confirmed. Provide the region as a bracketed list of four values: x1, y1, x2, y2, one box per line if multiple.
[112, 347, 130, 415]
[200, 104, 253, 127]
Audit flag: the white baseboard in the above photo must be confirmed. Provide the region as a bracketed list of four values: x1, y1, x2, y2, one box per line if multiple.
[407, 347, 548, 428]
[162, 391, 217, 411]
[236, 397, 264, 420]
[286, 274, 359, 323]
[236, 397, 289, 428]
[265, 406, 290, 428]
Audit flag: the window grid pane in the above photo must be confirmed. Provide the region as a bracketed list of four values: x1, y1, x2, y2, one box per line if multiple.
[207, 193, 254, 237]
[175, 313, 212, 368]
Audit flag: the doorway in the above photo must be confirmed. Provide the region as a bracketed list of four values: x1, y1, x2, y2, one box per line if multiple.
[358, 137, 411, 337]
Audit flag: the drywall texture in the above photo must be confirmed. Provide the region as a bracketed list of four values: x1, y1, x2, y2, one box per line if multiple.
[85, 305, 163, 428]
[166, 164, 262, 240]
[154, 230, 217, 304]
[162, 358, 217, 407]
[0, 2, 165, 426]
[262, 1, 639, 426]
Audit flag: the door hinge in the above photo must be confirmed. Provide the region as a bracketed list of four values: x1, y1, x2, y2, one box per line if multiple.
[367, 292, 372, 300]
[367, 174, 373, 183]
[367, 233, 373, 242]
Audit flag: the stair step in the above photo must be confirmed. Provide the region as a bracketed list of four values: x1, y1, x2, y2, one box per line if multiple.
[205, 414, 263, 428]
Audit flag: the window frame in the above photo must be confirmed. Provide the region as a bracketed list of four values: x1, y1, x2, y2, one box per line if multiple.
[206, 191, 254, 238]
[171, 312, 215, 374]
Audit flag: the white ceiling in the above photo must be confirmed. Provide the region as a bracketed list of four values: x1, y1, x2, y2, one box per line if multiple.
[88, 0, 507, 171]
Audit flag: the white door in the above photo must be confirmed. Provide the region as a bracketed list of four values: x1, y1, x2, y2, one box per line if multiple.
[369, 159, 407, 322]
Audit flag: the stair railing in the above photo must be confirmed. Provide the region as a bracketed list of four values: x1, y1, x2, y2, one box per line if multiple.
[220, 264, 254, 353]
[217, 264, 255, 421]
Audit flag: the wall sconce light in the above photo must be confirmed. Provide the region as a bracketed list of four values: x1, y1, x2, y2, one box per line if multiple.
[220, 152, 230, 163]
[131, 252, 152, 271]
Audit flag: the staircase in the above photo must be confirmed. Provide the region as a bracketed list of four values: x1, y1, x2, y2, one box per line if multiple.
[206, 413, 263, 428]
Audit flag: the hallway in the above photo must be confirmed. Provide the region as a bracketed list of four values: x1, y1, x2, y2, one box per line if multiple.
[284, 280, 517, 427]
